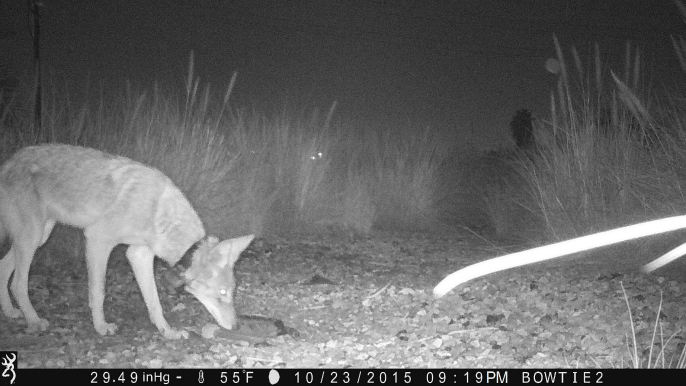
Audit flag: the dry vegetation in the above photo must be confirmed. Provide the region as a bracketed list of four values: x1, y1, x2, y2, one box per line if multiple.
[3, 2, 686, 369]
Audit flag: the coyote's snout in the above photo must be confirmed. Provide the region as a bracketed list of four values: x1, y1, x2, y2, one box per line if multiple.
[0, 144, 252, 339]
[184, 235, 255, 330]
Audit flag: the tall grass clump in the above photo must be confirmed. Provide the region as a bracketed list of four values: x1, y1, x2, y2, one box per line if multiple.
[517, 9, 686, 367]
[239, 102, 345, 233]
[518, 35, 686, 241]
[3, 47, 464, 237]
[477, 149, 542, 240]
[620, 283, 686, 368]
[361, 125, 456, 231]
[93, 59, 275, 238]
[1, 53, 276, 237]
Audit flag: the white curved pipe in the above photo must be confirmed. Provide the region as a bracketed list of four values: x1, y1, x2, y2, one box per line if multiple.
[434, 215, 686, 298]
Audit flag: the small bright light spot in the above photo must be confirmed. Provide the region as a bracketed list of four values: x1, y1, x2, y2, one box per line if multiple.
[545, 58, 560, 74]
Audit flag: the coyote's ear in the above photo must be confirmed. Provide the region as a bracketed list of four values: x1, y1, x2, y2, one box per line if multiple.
[212, 235, 255, 268]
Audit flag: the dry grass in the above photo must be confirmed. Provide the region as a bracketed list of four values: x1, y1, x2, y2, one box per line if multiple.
[0, 53, 461, 238]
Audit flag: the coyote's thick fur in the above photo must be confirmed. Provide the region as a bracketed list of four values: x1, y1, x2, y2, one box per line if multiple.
[0, 144, 252, 339]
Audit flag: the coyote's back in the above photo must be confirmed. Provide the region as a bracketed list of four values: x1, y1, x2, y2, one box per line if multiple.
[0, 144, 207, 339]
[0, 145, 205, 262]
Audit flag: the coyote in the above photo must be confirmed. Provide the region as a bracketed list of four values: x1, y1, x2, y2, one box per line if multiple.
[0, 144, 253, 339]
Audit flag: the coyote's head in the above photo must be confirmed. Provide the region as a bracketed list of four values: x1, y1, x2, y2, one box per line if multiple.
[184, 235, 254, 329]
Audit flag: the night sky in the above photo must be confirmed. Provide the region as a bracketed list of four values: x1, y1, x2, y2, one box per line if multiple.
[3, 0, 685, 151]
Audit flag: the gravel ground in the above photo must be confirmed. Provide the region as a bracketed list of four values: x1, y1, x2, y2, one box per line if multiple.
[1, 228, 685, 368]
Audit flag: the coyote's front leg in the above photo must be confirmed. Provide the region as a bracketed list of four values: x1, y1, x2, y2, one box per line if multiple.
[85, 235, 118, 336]
[127, 245, 188, 339]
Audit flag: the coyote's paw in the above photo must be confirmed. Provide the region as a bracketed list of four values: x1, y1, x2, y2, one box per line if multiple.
[162, 328, 189, 340]
[94, 321, 118, 336]
[26, 317, 49, 333]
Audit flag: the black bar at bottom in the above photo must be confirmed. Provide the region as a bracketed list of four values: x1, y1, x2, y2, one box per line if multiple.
[6, 368, 680, 385]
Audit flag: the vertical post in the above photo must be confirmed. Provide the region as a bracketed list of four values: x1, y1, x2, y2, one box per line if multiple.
[30, 0, 42, 130]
